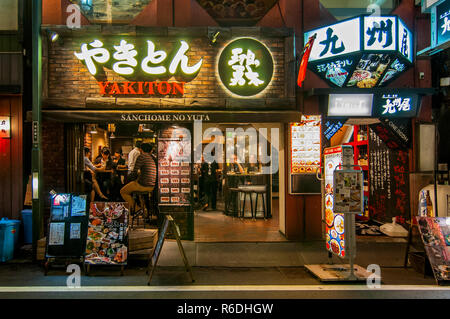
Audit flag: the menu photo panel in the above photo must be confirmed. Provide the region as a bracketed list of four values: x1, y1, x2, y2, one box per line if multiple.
[158, 125, 192, 207]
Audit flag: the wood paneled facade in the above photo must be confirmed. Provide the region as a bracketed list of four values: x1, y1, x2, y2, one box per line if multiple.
[0, 95, 23, 219]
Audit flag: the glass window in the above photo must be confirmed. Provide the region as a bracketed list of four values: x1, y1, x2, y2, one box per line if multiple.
[320, 0, 400, 21]
[72, 0, 154, 24]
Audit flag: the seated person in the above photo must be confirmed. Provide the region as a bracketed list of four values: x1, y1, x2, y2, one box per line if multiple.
[110, 150, 127, 201]
[230, 154, 244, 174]
[112, 149, 126, 169]
[247, 154, 262, 173]
[120, 143, 157, 219]
[95, 147, 114, 196]
[84, 147, 108, 201]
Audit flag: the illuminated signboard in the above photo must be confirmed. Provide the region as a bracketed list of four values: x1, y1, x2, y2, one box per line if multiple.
[290, 116, 321, 174]
[324, 119, 346, 140]
[218, 38, 274, 97]
[373, 93, 419, 118]
[436, 0, 450, 47]
[74, 39, 203, 96]
[327, 93, 419, 118]
[304, 15, 413, 88]
[328, 94, 373, 117]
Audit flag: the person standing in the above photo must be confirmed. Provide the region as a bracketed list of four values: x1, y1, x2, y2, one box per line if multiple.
[120, 143, 157, 217]
[127, 140, 142, 176]
[201, 158, 219, 211]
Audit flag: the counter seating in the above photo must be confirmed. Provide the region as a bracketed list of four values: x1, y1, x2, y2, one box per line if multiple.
[130, 191, 153, 229]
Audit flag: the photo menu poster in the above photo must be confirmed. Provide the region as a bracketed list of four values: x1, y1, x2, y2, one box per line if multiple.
[368, 127, 410, 224]
[290, 116, 321, 174]
[158, 126, 192, 206]
[323, 146, 353, 258]
[85, 202, 129, 265]
[416, 217, 450, 284]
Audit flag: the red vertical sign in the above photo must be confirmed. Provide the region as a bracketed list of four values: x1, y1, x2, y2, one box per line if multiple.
[297, 34, 316, 87]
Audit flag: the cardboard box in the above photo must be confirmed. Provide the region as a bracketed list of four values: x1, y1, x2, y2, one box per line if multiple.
[129, 229, 158, 252]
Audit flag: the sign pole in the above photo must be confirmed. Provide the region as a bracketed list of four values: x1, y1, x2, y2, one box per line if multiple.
[32, 0, 43, 261]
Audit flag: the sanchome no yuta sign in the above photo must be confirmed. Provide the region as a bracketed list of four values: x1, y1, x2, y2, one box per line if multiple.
[303, 15, 413, 88]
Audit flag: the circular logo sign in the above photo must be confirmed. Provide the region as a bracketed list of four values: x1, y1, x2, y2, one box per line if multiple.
[218, 38, 273, 97]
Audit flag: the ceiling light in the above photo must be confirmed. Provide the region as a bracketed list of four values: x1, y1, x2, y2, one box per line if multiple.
[89, 124, 97, 134]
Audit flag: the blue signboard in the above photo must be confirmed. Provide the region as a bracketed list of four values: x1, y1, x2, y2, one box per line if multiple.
[326, 92, 419, 118]
[304, 15, 414, 88]
[373, 93, 419, 118]
[437, 0, 450, 46]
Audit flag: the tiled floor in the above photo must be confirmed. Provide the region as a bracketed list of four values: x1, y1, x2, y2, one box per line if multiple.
[194, 198, 287, 242]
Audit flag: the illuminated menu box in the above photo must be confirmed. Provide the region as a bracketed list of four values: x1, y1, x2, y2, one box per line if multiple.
[290, 116, 321, 174]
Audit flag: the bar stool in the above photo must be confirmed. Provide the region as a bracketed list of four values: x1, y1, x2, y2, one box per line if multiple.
[238, 186, 254, 219]
[227, 188, 241, 217]
[252, 185, 267, 219]
[130, 191, 152, 229]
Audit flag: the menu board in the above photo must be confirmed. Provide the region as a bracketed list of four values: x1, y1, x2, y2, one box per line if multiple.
[290, 116, 321, 174]
[368, 127, 410, 224]
[46, 194, 89, 258]
[416, 217, 450, 284]
[323, 145, 353, 258]
[333, 170, 364, 213]
[85, 202, 129, 265]
[158, 126, 192, 206]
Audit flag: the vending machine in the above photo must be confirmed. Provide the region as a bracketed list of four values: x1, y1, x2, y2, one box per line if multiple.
[323, 145, 354, 258]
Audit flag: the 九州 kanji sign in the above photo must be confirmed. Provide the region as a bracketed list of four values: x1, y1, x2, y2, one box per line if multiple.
[303, 15, 413, 88]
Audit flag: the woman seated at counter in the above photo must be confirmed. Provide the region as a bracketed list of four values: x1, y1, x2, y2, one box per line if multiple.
[94, 147, 114, 197]
[229, 154, 245, 174]
[84, 147, 108, 201]
[246, 154, 262, 174]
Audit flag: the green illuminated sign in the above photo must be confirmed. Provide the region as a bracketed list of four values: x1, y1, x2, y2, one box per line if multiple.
[218, 38, 273, 97]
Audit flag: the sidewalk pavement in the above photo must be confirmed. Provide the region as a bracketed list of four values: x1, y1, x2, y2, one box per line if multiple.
[0, 261, 448, 299]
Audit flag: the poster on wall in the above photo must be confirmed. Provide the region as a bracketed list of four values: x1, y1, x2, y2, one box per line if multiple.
[158, 126, 192, 206]
[368, 127, 410, 224]
[416, 217, 450, 284]
[85, 202, 129, 265]
[290, 116, 321, 174]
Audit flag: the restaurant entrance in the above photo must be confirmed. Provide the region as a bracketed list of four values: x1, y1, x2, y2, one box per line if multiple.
[193, 122, 285, 242]
[73, 120, 286, 243]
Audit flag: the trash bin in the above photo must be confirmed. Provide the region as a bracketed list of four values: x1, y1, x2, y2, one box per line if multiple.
[0, 218, 21, 262]
[21, 209, 33, 244]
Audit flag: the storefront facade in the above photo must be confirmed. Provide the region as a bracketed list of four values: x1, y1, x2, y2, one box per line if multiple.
[39, 22, 298, 240]
[33, 0, 435, 246]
